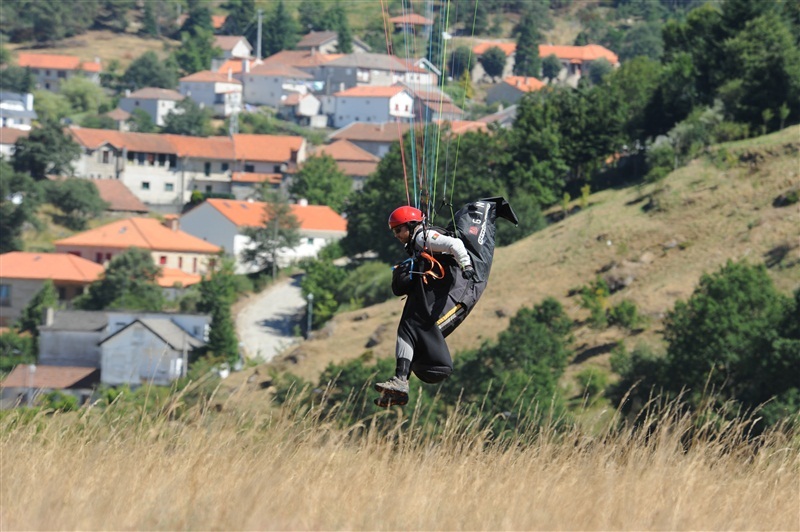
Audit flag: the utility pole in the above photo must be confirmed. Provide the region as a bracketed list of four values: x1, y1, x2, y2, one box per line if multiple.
[306, 293, 314, 339]
[256, 9, 263, 61]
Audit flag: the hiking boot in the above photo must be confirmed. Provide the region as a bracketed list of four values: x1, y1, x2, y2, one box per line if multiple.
[374, 392, 409, 407]
[374, 375, 409, 396]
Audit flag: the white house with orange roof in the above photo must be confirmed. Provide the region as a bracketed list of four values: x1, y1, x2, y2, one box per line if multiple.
[118, 88, 185, 127]
[15, 53, 102, 92]
[296, 31, 372, 55]
[180, 198, 347, 272]
[240, 62, 314, 108]
[328, 122, 410, 158]
[53, 217, 222, 276]
[318, 53, 436, 97]
[470, 42, 619, 86]
[308, 139, 380, 190]
[0, 252, 105, 327]
[277, 92, 323, 127]
[486, 76, 546, 106]
[179, 71, 242, 117]
[332, 85, 414, 128]
[261, 50, 343, 81]
[232, 133, 307, 175]
[213, 35, 253, 61]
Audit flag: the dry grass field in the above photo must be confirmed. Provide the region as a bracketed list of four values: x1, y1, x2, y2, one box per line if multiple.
[1, 391, 798, 531]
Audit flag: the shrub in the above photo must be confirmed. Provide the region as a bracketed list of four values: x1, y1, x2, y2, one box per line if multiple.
[608, 300, 643, 330]
[575, 367, 608, 402]
[579, 278, 610, 329]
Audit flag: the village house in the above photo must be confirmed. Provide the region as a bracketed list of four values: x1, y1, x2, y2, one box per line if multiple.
[179, 71, 242, 117]
[0, 126, 28, 158]
[0, 365, 100, 408]
[328, 122, 410, 158]
[260, 50, 343, 88]
[212, 35, 253, 69]
[118, 87, 185, 127]
[0, 252, 105, 327]
[388, 13, 433, 35]
[308, 139, 380, 190]
[470, 42, 619, 86]
[277, 92, 324, 128]
[15, 52, 102, 92]
[180, 198, 347, 273]
[318, 53, 437, 98]
[405, 85, 464, 122]
[332, 85, 414, 128]
[53, 217, 222, 275]
[91, 178, 149, 215]
[486, 76, 546, 106]
[0, 92, 37, 130]
[296, 31, 372, 55]
[240, 61, 314, 108]
[103, 107, 131, 131]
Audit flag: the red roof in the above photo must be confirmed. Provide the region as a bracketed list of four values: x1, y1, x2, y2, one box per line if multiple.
[16, 53, 81, 70]
[158, 267, 201, 288]
[1, 365, 100, 389]
[330, 122, 410, 143]
[231, 172, 283, 184]
[389, 14, 433, 26]
[54, 217, 221, 254]
[91, 179, 149, 213]
[472, 42, 517, 57]
[335, 86, 408, 98]
[472, 42, 619, 65]
[180, 71, 242, 84]
[232, 134, 304, 163]
[0, 127, 29, 145]
[0, 252, 104, 283]
[200, 198, 347, 232]
[502, 76, 546, 93]
[312, 140, 379, 162]
[262, 50, 343, 69]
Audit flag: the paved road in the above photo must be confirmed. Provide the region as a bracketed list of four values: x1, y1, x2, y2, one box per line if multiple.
[235, 275, 306, 362]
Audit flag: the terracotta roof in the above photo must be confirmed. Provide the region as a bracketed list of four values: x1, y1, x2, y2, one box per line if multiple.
[329, 122, 410, 143]
[438, 120, 489, 134]
[105, 108, 131, 121]
[68, 127, 235, 160]
[213, 35, 251, 51]
[180, 71, 242, 84]
[54, 218, 221, 254]
[232, 133, 304, 163]
[389, 13, 433, 25]
[16, 52, 82, 70]
[325, 53, 409, 71]
[126, 88, 185, 101]
[200, 198, 347, 232]
[1, 365, 100, 389]
[297, 31, 338, 48]
[539, 44, 619, 64]
[333, 160, 378, 177]
[248, 62, 313, 79]
[215, 58, 251, 74]
[472, 41, 517, 57]
[281, 93, 302, 106]
[0, 127, 28, 145]
[502, 76, 546, 93]
[312, 140, 379, 162]
[231, 172, 283, 184]
[262, 50, 343, 69]
[158, 267, 201, 288]
[0, 252, 104, 283]
[212, 15, 227, 29]
[417, 100, 465, 117]
[92, 179, 149, 213]
[335, 85, 408, 98]
[166, 134, 234, 159]
[81, 61, 102, 73]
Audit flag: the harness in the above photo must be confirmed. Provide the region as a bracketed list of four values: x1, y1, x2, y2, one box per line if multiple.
[402, 225, 448, 285]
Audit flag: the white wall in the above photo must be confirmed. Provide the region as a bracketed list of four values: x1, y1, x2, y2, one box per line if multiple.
[180, 203, 239, 255]
[100, 323, 182, 386]
[39, 330, 105, 367]
[333, 92, 414, 128]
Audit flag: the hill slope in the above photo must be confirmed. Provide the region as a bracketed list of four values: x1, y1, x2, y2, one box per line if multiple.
[266, 126, 799, 385]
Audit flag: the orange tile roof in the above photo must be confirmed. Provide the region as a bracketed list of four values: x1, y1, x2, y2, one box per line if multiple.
[330, 122, 410, 143]
[232, 134, 304, 162]
[389, 13, 433, 25]
[333, 160, 378, 177]
[335, 85, 408, 98]
[262, 50, 343, 69]
[165, 134, 234, 159]
[214, 35, 251, 51]
[16, 52, 81, 70]
[0, 252, 104, 283]
[472, 41, 517, 57]
[502, 76, 546, 92]
[201, 198, 347, 232]
[1, 365, 99, 389]
[437, 120, 490, 134]
[68, 127, 236, 160]
[92, 179, 149, 213]
[231, 172, 283, 184]
[81, 61, 102, 73]
[105, 107, 131, 121]
[539, 44, 619, 64]
[54, 218, 221, 254]
[180, 71, 242, 84]
[215, 58, 250, 74]
[248, 62, 313, 79]
[312, 140, 380, 162]
[126, 88, 184, 101]
[158, 267, 201, 288]
[0, 127, 29, 145]
[212, 15, 227, 29]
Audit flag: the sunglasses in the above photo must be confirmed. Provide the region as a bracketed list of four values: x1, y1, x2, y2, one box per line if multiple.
[392, 224, 408, 235]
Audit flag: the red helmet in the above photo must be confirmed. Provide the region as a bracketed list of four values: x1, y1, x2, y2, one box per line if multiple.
[388, 205, 423, 229]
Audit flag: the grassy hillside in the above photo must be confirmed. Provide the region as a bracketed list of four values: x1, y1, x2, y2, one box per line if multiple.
[266, 126, 800, 388]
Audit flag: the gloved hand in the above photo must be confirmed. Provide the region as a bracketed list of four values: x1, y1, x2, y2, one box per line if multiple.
[462, 265, 476, 280]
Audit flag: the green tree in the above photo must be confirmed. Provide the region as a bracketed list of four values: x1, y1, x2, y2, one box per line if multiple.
[618, 21, 663, 61]
[173, 26, 219, 75]
[240, 189, 301, 279]
[329, 1, 352, 54]
[427, 14, 446, 76]
[74, 248, 165, 311]
[263, 0, 300, 57]
[297, 0, 328, 32]
[162, 98, 214, 137]
[0, 61, 34, 93]
[122, 51, 179, 90]
[44, 179, 108, 230]
[448, 46, 473, 81]
[141, 2, 159, 37]
[0, 161, 43, 253]
[197, 258, 239, 362]
[128, 108, 156, 133]
[16, 280, 57, 339]
[513, 8, 542, 78]
[0, 330, 35, 377]
[479, 46, 507, 81]
[32, 90, 72, 121]
[221, 0, 256, 36]
[541, 54, 562, 82]
[300, 258, 347, 329]
[59, 76, 110, 114]
[179, 0, 214, 37]
[12, 118, 81, 180]
[95, 0, 132, 32]
[587, 58, 613, 85]
[290, 154, 351, 213]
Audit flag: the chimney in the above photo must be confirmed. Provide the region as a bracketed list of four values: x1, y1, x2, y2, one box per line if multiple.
[243, 58, 250, 74]
[25, 92, 34, 111]
[163, 217, 180, 231]
[298, 198, 308, 207]
[42, 307, 54, 327]
[125, 89, 131, 97]
[228, 68, 232, 81]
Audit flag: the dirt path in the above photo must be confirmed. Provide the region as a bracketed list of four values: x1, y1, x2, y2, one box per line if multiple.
[234, 275, 307, 362]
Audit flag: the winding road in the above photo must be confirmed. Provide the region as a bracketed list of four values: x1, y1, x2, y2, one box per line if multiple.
[235, 275, 307, 362]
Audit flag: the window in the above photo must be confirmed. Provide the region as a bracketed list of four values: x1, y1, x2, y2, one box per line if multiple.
[159, 256, 167, 265]
[106, 253, 112, 261]
[205, 185, 212, 193]
[244, 164, 254, 173]
[142, 182, 150, 190]
[204, 162, 211, 176]
[58, 71, 66, 79]
[168, 154, 177, 167]
[158, 154, 166, 167]
[0, 284, 10, 307]
[137, 152, 145, 165]
[102, 151, 110, 164]
[127, 151, 136, 162]
[165, 183, 174, 192]
[192, 258, 198, 273]
[147, 153, 155, 166]
[221, 162, 229, 172]
[395, 104, 399, 110]
[178, 257, 183, 269]
[95, 253, 103, 263]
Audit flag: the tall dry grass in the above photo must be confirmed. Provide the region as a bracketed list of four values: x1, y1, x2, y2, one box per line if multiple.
[1, 389, 798, 531]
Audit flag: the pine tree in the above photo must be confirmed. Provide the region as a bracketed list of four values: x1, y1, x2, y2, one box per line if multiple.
[141, 2, 159, 37]
[198, 259, 239, 363]
[513, 9, 542, 78]
[330, 2, 353, 54]
[263, 0, 300, 56]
